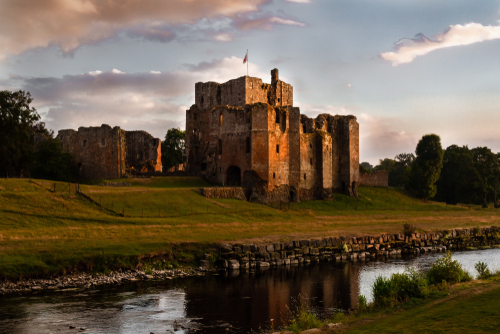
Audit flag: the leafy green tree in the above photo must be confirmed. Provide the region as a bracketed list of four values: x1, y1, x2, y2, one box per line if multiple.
[391, 153, 415, 187]
[360, 162, 373, 171]
[373, 158, 396, 172]
[31, 137, 78, 182]
[161, 128, 186, 171]
[0, 90, 45, 177]
[435, 145, 479, 204]
[471, 147, 498, 208]
[407, 134, 444, 200]
[493, 153, 500, 208]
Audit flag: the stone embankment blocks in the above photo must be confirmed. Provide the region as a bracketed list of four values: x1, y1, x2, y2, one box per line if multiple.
[212, 226, 500, 270]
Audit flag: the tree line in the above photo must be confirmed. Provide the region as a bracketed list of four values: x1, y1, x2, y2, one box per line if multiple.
[361, 134, 500, 208]
[1, 90, 186, 181]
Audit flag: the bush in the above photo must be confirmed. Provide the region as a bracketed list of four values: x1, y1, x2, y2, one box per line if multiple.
[475, 261, 491, 279]
[285, 295, 324, 333]
[358, 294, 368, 311]
[427, 251, 471, 285]
[403, 223, 417, 236]
[372, 267, 427, 306]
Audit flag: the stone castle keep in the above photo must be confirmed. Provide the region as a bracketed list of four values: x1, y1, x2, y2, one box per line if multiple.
[57, 125, 161, 180]
[185, 69, 360, 202]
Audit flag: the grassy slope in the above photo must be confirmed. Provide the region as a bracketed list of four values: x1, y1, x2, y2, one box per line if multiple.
[1, 177, 500, 278]
[343, 279, 500, 334]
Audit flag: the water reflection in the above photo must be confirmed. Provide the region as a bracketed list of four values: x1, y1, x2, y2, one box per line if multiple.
[1, 249, 499, 334]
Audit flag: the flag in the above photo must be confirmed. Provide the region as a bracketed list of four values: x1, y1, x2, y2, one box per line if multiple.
[243, 51, 248, 64]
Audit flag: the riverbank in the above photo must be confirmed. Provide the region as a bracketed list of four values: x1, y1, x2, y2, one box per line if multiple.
[2, 177, 500, 279]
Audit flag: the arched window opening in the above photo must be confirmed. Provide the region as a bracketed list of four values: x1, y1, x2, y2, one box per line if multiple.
[310, 158, 313, 166]
[218, 139, 222, 155]
[275, 109, 280, 124]
[246, 137, 251, 153]
[302, 124, 307, 133]
[309, 143, 312, 149]
[304, 173, 307, 180]
[201, 96, 204, 104]
[276, 144, 280, 153]
[219, 112, 224, 126]
[273, 172, 276, 179]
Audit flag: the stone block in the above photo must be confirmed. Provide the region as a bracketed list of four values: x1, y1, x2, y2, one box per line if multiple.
[300, 240, 309, 247]
[269, 252, 281, 260]
[257, 261, 270, 268]
[266, 244, 274, 252]
[258, 245, 267, 253]
[242, 244, 252, 252]
[228, 259, 240, 270]
[273, 243, 282, 251]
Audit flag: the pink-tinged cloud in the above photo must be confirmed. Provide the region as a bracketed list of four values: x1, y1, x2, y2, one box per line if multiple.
[0, 0, 268, 59]
[285, 0, 311, 3]
[381, 22, 500, 66]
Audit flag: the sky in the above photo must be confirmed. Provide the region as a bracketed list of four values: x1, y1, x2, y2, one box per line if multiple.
[1, 0, 500, 165]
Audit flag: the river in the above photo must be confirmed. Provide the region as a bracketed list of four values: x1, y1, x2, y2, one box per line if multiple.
[1, 249, 499, 334]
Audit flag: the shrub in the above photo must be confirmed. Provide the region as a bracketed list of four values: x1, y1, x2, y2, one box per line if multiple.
[475, 261, 491, 279]
[372, 267, 427, 306]
[285, 295, 324, 333]
[358, 294, 368, 311]
[427, 251, 471, 285]
[403, 223, 417, 236]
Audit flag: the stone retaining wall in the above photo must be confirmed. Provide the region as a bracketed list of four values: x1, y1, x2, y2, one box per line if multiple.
[198, 187, 247, 200]
[205, 226, 500, 270]
[359, 170, 388, 187]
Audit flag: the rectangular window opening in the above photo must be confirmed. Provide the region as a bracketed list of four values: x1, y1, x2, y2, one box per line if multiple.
[304, 173, 306, 180]
[276, 145, 279, 153]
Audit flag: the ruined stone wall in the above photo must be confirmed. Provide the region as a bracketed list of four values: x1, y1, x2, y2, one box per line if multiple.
[359, 170, 389, 187]
[198, 187, 247, 201]
[57, 124, 127, 180]
[125, 131, 162, 172]
[267, 106, 290, 191]
[186, 68, 360, 202]
[57, 124, 161, 180]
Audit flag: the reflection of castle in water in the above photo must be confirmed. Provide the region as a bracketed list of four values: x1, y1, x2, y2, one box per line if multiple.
[182, 262, 361, 330]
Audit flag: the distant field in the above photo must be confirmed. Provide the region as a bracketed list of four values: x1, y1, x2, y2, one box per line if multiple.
[1, 177, 500, 278]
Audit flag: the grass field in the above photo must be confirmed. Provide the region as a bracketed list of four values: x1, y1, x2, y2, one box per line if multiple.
[340, 277, 500, 334]
[1, 176, 500, 278]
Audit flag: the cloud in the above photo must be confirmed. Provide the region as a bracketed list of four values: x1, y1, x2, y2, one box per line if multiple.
[213, 33, 233, 42]
[234, 15, 305, 30]
[286, 0, 311, 3]
[0, 0, 268, 59]
[1, 56, 269, 138]
[381, 22, 500, 66]
[296, 102, 417, 164]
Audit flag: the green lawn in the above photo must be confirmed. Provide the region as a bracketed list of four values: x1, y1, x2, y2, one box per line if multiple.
[343, 279, 500, 334]
[1, 177, 500, 278]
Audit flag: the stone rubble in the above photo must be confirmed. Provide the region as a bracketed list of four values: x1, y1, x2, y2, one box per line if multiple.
[0, 267, 208, 296]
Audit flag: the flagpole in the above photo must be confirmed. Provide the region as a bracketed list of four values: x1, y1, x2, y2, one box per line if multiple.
[247, 49, 248, 76]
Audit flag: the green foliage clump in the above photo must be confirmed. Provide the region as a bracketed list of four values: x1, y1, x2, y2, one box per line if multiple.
[407, 134, 444, 200]
[427, 251, 471, 285]
[373, 267, 427, 306]
[285, 295, 324, 333]
[0, 90, 46, 177]
[31, 137, 78, 182]
[475, 261, 491, 279]
[358, 294, 368, 311]
[161, 128, 185, 171]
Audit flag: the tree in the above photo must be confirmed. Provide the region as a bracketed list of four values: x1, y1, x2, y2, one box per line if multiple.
[360, 162, 373, 171]
[471, 147, 498, 208]
[0, 90, 45, 177]
[161, 128, 186, 171]
[31, 137, 78, 182]
[391, 153, 415, 188]
[373, 158, 396, 172]
[407, 134, 444, 200]
[435, 145, 479, 205]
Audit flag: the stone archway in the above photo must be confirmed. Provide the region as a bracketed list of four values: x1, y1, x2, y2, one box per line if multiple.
[226, 166, 241, 186]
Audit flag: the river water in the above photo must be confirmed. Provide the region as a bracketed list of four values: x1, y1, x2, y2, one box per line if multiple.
[1, 249, 500, 334]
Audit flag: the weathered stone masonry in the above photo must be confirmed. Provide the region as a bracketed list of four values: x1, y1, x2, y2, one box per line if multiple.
[57, 124, 161, 180]
[211, 226, 500, 270]
[186, 69, 359, 202]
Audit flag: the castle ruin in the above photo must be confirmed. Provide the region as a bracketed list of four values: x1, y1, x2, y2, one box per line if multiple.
[57, 124, 161, 180]
[185, 69, 359, 203]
